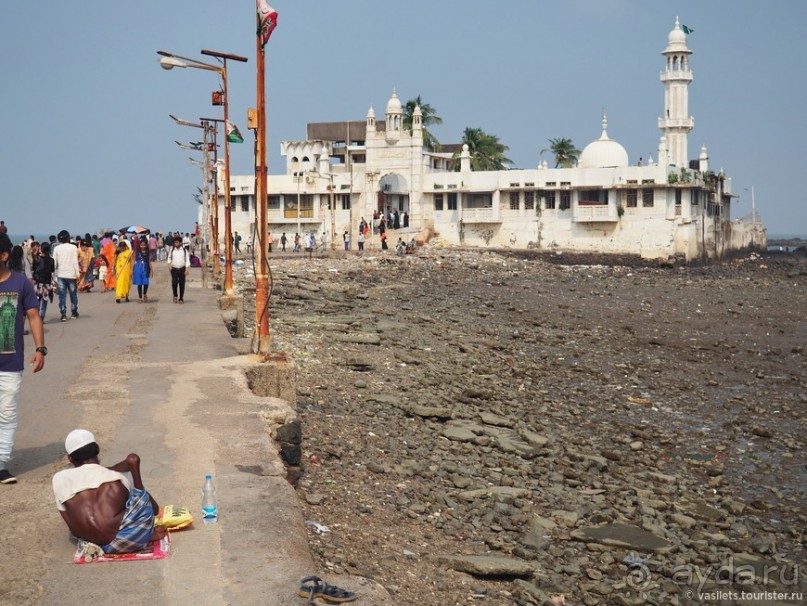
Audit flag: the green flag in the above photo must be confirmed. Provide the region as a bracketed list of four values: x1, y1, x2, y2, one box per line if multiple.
[226, 120, 244, 144]
[681, 24, 694, 35]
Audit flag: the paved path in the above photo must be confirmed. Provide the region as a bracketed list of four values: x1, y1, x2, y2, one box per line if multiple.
[1, 268, 389, 606]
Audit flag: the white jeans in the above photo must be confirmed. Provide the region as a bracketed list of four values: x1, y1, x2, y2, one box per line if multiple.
[0, 371, 23, 469]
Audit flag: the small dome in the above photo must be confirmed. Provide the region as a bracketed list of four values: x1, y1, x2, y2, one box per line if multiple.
[664, 17, 690, 53]
[385, 88, 402, 114]
[579, 114, 629, 169]
[367, 105, 376, 119]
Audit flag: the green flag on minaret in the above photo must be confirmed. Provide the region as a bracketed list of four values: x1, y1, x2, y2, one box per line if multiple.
[681, 24, 694, 35]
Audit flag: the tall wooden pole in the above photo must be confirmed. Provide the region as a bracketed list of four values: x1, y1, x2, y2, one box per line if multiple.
[254, 32, 270, 353]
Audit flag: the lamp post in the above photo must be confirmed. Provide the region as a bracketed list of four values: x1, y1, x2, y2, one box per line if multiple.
[310, 172, 336, 250]
[169, 116, 216, 287]
[293, 170, 306, 244]
[158, 49, 247, 295]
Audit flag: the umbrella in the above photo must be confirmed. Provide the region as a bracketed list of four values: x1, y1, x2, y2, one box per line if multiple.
[120, 225, 150, 234]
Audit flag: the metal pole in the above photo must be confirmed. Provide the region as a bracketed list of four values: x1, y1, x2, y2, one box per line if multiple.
[210, 125, 220, 278]
[200, 123, 210, 287]
[330, 174, 336, 250]
[254, 33, 270, 353]
[221, 60, 234, 294]
[296, 172, 301, 242]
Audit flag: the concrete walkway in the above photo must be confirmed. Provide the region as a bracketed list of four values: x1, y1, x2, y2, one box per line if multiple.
[1, 268, 389, 606]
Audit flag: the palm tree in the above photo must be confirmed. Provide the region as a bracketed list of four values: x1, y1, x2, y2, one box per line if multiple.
[541, 137, 581, 168]
[454, 127, 512, 171]
[403, 95, 442, 151]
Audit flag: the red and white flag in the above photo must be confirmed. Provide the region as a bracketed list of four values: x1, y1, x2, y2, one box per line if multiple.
[257, 1, 278, 48]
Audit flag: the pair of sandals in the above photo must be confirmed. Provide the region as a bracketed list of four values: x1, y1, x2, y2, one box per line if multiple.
[298, 576, 356, 603]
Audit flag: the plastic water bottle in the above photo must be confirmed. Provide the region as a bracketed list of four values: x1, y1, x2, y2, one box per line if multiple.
[201, 475, 218, 524]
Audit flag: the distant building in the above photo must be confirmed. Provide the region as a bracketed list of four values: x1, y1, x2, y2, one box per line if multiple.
[217, 18, 765, 260]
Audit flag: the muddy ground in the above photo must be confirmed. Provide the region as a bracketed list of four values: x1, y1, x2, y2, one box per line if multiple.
[237, 246, 806, 605]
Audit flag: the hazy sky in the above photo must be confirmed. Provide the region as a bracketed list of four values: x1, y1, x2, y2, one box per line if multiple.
[1, 1, 804, 237]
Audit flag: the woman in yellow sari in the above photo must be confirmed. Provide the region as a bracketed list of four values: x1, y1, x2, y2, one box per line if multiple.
[114, 242, 133, 303]
[77, 240, 95, 292]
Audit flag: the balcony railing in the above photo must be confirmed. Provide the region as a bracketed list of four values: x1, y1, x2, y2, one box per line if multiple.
[461, 207, 500, 223]
[573, 203, 618, 222]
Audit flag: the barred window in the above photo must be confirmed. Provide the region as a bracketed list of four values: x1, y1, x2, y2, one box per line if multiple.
[524, 191, 535, 210]
[559, 191, 571, 210]
[434, 194, 444, 211]
[545, 191, 556, 209]
[509, 191, 520, 210]
[626, 190, 638, 207]
[447, 192, 458, 210]
[642, 188, 654, 208]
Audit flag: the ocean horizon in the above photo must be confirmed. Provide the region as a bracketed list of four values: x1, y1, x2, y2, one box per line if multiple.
[6, 233, 54, 245]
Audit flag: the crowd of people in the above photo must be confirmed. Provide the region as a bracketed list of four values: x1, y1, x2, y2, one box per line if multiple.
[4, 228, 198, 321]
[232, 208, 416, 259]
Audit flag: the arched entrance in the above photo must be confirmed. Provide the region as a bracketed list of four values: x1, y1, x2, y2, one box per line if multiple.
[377, 173, 410, 218]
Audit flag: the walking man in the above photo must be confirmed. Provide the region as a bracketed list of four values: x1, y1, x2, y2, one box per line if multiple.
[167, 236, 190, 304]
[53, 230, 80, 322]
[0, 233, 46, 484]
[280, 233, 287, 252]
[304, 232, 315, 259]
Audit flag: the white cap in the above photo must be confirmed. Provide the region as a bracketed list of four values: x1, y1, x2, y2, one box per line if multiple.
[65, 429, 96, 454]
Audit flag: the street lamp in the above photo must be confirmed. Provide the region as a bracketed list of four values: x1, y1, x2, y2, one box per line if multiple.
[158, 49, 247, 295]
[293, 170, 306, 243]
[168, 115, 216, 286]
[309, 171, 337, 250]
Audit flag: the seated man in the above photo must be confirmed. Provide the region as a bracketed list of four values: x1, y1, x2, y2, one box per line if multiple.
[52, 429, 166, 553]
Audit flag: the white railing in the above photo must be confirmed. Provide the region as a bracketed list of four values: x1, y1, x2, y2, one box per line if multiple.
[462, 207, 499, 222]
[573, 204, 618, 222]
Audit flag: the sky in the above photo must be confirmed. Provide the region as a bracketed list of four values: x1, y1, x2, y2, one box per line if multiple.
[1, 0, 805, 238]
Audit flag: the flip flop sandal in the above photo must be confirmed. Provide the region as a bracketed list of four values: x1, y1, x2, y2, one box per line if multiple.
[298, 576, 357, 603]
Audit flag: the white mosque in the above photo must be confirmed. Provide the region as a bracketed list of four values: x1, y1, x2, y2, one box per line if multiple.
[218, 18, 765, 260]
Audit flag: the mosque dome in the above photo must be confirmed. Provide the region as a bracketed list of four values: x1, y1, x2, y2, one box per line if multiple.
[664, 17, 690, 53]
[578, 114, 629, 169]
[385, 88, 402, 114]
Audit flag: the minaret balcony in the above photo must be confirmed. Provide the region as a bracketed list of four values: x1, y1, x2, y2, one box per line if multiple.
[660, 71, 693, 82]
[658, 117, 695, 130]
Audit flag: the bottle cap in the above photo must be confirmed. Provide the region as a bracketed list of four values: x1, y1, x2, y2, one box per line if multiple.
[205, 474, 212, 479]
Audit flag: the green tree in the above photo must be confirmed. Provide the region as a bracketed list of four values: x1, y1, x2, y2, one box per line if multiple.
[541, 137, 581, 168]
[403, 95, 443, 151]
[454, 127, 512, 171]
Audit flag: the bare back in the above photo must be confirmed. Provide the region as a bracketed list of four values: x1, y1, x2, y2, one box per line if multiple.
[60, 480, 128, 545]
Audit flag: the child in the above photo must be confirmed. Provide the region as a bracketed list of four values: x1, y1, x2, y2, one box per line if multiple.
[96, 255, 109, 293]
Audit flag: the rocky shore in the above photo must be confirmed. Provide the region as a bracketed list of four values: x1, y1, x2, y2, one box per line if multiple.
[233, 245, 806, 605]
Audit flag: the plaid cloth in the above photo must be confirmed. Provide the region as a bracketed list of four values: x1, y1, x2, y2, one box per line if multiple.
[102, 487, 155, 553]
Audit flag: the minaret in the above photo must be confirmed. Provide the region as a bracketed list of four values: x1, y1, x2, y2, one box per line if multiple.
[385, 88, 403, 143]
[412, 104, 422, 132]
[366, 106, 376, 134]
[658, 17, 694, 168]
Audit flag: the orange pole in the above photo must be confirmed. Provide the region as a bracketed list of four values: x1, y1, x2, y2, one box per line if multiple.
[254, 32, 270, 352]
